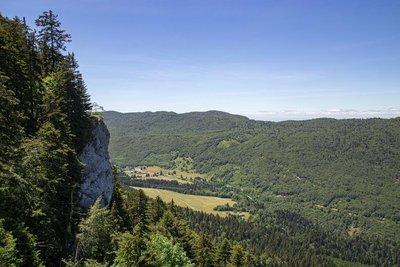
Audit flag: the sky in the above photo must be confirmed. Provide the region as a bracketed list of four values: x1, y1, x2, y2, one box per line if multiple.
[2, 0, 400, 121]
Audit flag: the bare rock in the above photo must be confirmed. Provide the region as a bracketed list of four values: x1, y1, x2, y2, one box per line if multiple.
[79, 118, 113, 209]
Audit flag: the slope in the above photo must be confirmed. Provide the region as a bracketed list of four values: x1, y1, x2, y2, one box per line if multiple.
[103, 111, 400, 244]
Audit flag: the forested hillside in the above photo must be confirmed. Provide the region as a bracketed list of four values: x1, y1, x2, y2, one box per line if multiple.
[0, 12, 289, 267]
[0, 11, 93, 265]
[104, 111, 400, 265]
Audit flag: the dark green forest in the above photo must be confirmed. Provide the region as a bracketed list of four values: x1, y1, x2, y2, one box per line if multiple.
[0, 11, 94, 265]
[103, 111, 400, 265]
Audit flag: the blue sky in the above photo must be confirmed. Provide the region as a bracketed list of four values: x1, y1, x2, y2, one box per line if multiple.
[3, 0, 400, 120]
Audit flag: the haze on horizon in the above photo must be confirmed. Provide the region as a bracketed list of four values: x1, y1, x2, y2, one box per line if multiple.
[3, 0, 400, 121]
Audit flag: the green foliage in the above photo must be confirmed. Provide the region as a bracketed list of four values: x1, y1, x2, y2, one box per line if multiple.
[146, 233, 194, 267]
[0, 220, 22, 267]
[195, 234, 215, 267]
[227, 243, 245, 267]
[83, 259, 108, 267]
[104, 111, 400, 243]
[0, 11, 93, 265]
[35, 10, 71, 72]
[124, 189, 150, 232]
[77, 199, 116, 263]
[104, 111, 400, 265]
[216, 238, 231, 267]
[11, 224, 44, 267]
[114, 225, 147, 267]
[0, 74, 23, 166]
[149, 196, 166, 224]
[52, 54, 92, 151]
[0, 16, 43, 135]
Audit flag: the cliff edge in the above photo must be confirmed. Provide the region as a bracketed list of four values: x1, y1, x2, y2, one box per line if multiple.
[79, 118, 113, 209]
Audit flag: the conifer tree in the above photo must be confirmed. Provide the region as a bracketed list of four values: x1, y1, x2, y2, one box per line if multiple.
[0, 73, 24, 186]
[149, 195, 166, 223]
[50, 55, 91, 151]
[227, 244, 246, 267]
[35, 10, 71, 73]
[195, 234, 215, 267]
[216, 238, 232, 267]
[0, 12, 93, 266]
[114, 224, 147, 267]
[109, 167, 128, 230]
[21, 120, 81, 263]
[0, 16, 41, 135]
[125, 189, 150, 232]
[0, 220, 22, 267]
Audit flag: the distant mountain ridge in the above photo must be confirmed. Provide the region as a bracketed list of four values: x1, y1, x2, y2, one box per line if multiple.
[102, 110, 252, 134]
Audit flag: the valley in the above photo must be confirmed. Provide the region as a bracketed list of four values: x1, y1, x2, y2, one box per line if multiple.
[103, 110, 400, 266]
[131, 187, 248, 217]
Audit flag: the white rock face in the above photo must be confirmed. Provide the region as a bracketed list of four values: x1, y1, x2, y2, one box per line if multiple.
[79, 118, 113, 209]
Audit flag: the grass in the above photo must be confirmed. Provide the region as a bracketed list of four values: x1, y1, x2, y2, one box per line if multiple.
[329, 257, 372, 267]
[132, 187, 248, 218]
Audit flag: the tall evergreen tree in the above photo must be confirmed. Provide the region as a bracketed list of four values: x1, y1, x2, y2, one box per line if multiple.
[0, 220, 22, 267]
[22, 17, 44, 134]
[109, 167, 128, 230]
[125, 189, 150, 232]
[227, 244, 246, 267]
[21, 120, 81, 263]
[216, 238, 232, 267]
[0, 16, 42, 135]
[35, 10, 71, 73]
[149, 195, 166, 223]
[195, 234, 215, 267]
[0, 73, 23, 180]
[114, 224, 147, 267]
[51, 55, 92, 151]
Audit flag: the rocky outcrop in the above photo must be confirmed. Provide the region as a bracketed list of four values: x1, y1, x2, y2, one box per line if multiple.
[79, 118, 113, 209]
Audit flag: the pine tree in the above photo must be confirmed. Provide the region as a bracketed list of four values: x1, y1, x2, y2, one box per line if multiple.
[0, 220, 22, 267]
[22, 17, 44, 134]
[158, 211, 197, 261]
[227, 244, 246, 267]
[149, 195, 166, 223]
[0, 16, 42, 135]
[35, 10, 71, 73]
[216, 238, 231, 267]
[0, 73, 24, 186]
[21, 120, 81, 263]
[125, 189, 150, 232]
[50, 55, 91, 151]
[195, 234, 215, 267]
[109, 167, 128, 230]
[114, 224, 147, 267]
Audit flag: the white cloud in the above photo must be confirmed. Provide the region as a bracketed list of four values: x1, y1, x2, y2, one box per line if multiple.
[243, 108, 400, 121]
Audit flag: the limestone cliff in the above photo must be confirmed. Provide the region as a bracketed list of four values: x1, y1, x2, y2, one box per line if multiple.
[79, 118, 113, 209]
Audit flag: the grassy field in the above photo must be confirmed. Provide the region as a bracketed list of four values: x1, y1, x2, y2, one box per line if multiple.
[146, 165, 205, 179]
[125, 165, 206, 184]
[132, 187, 248, 218]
